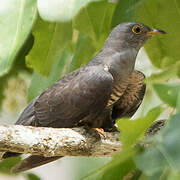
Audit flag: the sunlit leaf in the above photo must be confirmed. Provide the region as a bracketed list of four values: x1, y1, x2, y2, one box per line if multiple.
[37, 0, 102, 22]
[26, 16, 72, 76]
[0, 0, 37, 76]
[117, 106, 163, 146]
[137, 0, 180, 70]
[73, 1, 115, 42]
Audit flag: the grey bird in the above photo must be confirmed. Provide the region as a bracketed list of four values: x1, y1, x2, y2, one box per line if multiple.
[2, 22, 165, 173]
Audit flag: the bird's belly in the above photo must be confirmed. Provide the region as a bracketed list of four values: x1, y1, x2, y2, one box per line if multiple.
[108, 80, 129, 106]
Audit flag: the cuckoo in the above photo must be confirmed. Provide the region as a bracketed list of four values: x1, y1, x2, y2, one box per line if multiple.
[2, 22, 165, 173]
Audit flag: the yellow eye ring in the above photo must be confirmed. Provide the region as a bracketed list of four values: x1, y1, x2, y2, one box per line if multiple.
[132, 25, 142, 34]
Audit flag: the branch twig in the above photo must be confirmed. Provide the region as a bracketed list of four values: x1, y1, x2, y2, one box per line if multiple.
[0, 125, 121, 157]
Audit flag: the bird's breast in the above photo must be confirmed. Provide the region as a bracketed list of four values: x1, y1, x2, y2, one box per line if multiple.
[107, 78, 129, 106]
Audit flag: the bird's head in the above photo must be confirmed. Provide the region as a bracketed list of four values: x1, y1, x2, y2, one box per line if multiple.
[104, 22, 166, 51]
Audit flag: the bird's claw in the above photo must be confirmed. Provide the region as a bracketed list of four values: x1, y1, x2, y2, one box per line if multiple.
[92, 128, 106, 137]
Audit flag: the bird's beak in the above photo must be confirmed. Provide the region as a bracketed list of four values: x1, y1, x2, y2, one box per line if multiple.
[146, 29, 166, 36]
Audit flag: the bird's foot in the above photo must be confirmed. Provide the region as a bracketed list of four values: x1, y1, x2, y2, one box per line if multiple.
[92, 128, 106, 137]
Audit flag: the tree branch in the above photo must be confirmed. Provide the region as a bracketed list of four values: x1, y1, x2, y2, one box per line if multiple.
[0, 125, 121, 157]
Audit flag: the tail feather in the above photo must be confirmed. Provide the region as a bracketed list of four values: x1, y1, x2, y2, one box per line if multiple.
[11, 155, 61, 173]
[2, 152, 21, 159]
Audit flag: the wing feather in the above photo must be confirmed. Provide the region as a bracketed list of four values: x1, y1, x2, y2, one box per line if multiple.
[34, 66, 113, 128]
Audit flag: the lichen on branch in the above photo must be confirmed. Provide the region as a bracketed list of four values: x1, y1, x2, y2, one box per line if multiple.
[0, 125, 121, 158]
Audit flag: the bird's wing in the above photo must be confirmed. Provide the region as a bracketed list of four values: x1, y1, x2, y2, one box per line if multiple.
[15, 96, 39, 125]
[111, 70, 146, 119]
[7, 66, 113, 172]
[33, 66, 113, 128]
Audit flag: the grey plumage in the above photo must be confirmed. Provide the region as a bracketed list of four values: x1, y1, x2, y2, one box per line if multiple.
[2, 22, 165, 173]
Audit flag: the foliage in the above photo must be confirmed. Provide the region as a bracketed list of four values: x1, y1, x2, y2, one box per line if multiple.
[82, 107, 163, 180]
[26, 17, 72, 76]
[137, 0, 180, 71]
[0, 0, 179, 179]
[153, 83, 180, 108]
[37, 0, 102, 22]
[136, 112, 180, 179]
[0, 157, 21, 174]
[26, 173, 41, 180]
[0, 0, 37, 77]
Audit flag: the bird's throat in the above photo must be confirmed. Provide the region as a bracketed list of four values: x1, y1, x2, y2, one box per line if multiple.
[107, 48, 138, 81]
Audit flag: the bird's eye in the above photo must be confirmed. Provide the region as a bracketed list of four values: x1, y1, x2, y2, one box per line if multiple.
[132, 25, 142, 35]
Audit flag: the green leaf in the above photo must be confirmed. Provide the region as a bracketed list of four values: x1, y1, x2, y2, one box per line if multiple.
[145, 62, 180, 84]
[135, 112, 180, 178]
[70, 33, 96, 71]
[177, 91, 180, 111]
[26, 16, 72, 76]
[0, 157, 21, 174]
[0, 34, 34, 110]
[37, 0, 102, 22]
[28, 50, 72, 101]
[70, 1, 115, 72]
[167, 171, 180, 180]
[83, 107, 163, 180]
[136, 147, 167, 176]
[0, 0, 37, 76]
[111, 0, 143, 28]
[117, 106, 163, 146]
[82, 148, 136, 180]
[73, 1, 115, 42]
[137, 0, 180, 69]
[26, 173, 41, 180]
[153, 84, 180, 108]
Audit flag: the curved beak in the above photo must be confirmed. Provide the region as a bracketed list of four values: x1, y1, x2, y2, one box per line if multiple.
[146, 29, 166, 36]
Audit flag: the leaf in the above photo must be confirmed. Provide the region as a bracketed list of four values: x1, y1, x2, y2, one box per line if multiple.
[145, 62, 180, 84]
[70, 1, 115, 72]
[0, 0, 37, 76]
[136, 147, 167, 176]
[83, 107, 163, 180]
[37, 0, 102, 22]
[26, 16, 72, 76]
[177, 91, 180, 111]
[117, 106, 163, 146]
[153, 83, 180, 108]
[82, 148, 136, 180]
[28, 50, 72, 101]
[70, 33, 96, 71]
[0, 34, 34, 110]
[137, 0, 180, 70]
[135, 112, 180, 178]
[73, 1, 115, 42]
[111, 0, 144, 28]
[0, 157, 21, 174]
[26, 173, 41, 180]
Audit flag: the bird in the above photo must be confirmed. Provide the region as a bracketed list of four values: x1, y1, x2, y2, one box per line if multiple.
[1, 22, 165, 173]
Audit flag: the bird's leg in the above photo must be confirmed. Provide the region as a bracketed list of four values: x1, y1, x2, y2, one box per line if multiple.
[82, 122, 106, 137]
[92, 128, 106, 137]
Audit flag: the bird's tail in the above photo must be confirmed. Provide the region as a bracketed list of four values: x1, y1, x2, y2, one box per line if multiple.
[11, 155, 61, 173]
[2, 152, 21, 159]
